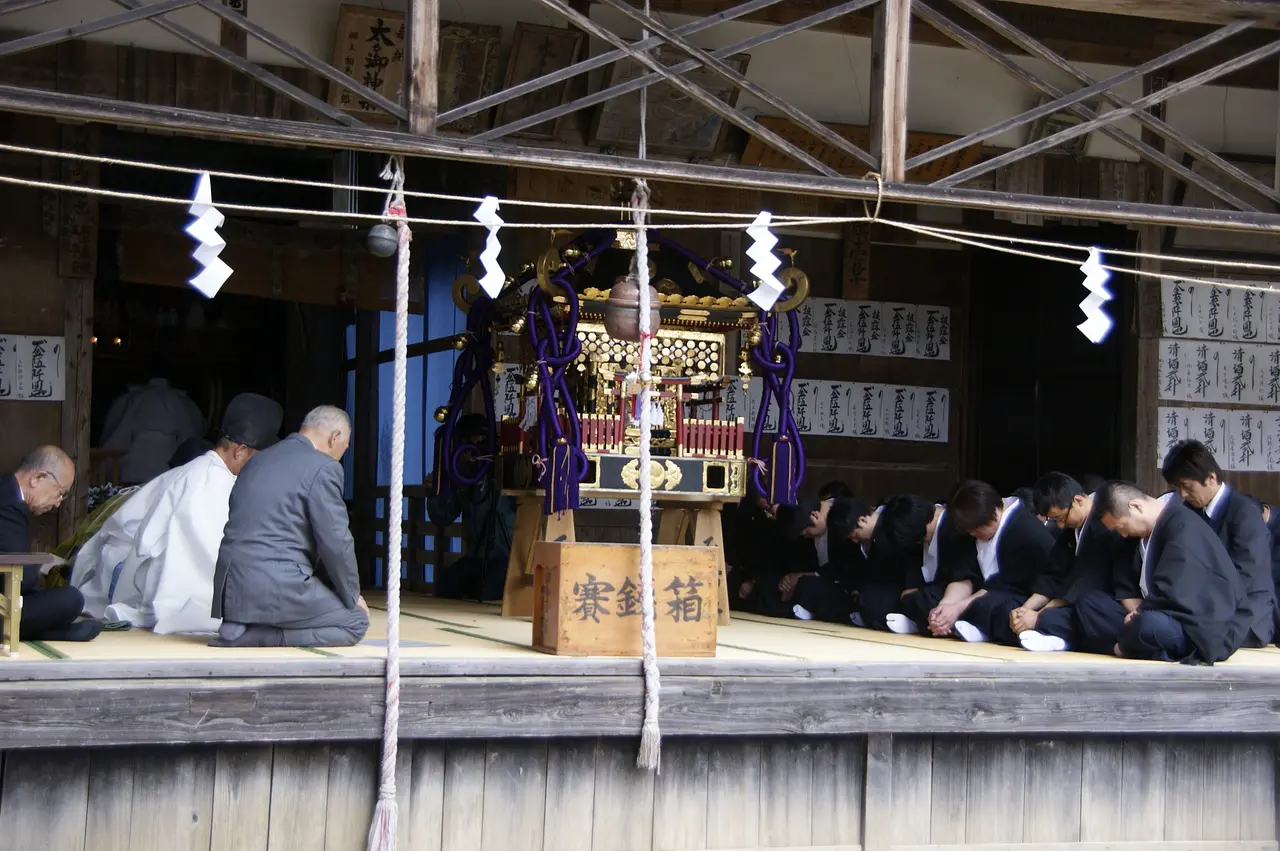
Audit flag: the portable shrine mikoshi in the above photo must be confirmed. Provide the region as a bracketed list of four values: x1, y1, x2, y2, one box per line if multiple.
[428, 223, 812, 644]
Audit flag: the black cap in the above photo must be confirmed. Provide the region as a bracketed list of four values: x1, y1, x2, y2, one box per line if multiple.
[221, 393, 283, 450]
[170, 437, 214, 468]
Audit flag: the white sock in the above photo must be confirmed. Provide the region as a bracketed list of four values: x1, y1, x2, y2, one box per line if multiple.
[1019, 630, 1068, 653]
[792, 604, 813, 621]
[850, 612, 866, 627]
[954, 620, 988, 643]
[885, 613, 919, 635]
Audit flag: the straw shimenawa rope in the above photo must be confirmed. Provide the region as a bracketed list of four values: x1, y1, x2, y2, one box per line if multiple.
[367, 155, 410, 851]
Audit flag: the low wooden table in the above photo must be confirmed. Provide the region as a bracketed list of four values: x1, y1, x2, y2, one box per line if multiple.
[0, 554, 60, 657]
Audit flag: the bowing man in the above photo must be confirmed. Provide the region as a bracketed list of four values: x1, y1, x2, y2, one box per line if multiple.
[1161, 440, 1277, 647]
[791, 497, 873, 624]
[853, 494, 935, 631]
[935, 480, 1056, 645]
[211, 406, 369, 647]
[1013, 472, 1127, 653]
[1091, 481, 1249, 664]
[888, 498, 980, 636]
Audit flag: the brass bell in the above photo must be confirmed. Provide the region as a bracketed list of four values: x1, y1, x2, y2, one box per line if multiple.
[434, 406, 449, 423]
[603, 273, 661, 343]
[453, 336, 468, 350]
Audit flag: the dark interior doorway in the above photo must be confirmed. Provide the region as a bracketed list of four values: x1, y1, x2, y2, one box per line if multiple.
[969, 223, 1135, 494]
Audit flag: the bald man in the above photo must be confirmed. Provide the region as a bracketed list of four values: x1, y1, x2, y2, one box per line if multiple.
[0, 446, 102, 641]
[211, 406, 369, 647]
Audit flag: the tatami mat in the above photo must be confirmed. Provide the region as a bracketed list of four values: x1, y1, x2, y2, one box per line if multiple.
[5, 595, 1280, 666]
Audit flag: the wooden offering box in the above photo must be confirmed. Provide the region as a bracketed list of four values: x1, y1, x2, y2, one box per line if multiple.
[532, 541, 718, 657]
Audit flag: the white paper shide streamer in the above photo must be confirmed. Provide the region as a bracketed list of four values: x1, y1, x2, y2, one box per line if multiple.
[185, 172, 232, 298]
[1078, 247, 1114, 344]
[474, 195, 505, 298]
[746, 211, 784, 311]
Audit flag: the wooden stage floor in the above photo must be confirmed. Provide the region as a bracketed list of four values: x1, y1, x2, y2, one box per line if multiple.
[4, 595, 1280, 751]
[4, 594, 1280, 669]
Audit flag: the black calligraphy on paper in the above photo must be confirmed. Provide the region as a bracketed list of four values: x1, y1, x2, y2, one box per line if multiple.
[1167, 280, 1189, 336]
[616, 577, 640, 617]
[1193, 344, 1211, 400]
[922, 308, 945, 359]
[835, 304, 849, 352]
[571, 573, 614, 623]
[1239, 413, 1256, 469]
[821, 302, 838, 352]
[827, 384, 846, 435]
[799, 303, 814, 347]
[1269, 349, 1280, 404]
[1163, 343, 1182, 398]
[1229, 346, 1248, 402]
[27, 339, 52, 399]
[663, 575, 705, 623]
[1207, 286, 1225, 338]
[1164, 409, 1182, 455]
[1201, 411, 1219, 456]
[890, 389, 909, 438]
[923, 390, 940, 441]
[855, 304, 872, 354]
[859, 386, 879, 437]
[0, 339, 10, 399]
[887, 306, 910, 356]
[1241, 289, 1260, 340]
[795, 382, 812, 433]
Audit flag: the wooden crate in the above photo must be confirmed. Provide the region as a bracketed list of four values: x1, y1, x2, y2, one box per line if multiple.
[532, 541, 718, 657]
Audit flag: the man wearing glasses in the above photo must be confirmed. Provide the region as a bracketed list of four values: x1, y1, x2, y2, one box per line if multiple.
[0, 446, 101, 641]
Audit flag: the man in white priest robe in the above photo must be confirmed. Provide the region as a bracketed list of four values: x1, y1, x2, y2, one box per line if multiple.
[71, 394, 283, 634]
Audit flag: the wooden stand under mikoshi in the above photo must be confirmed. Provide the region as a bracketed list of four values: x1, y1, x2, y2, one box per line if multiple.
[532, 541, 718, 657]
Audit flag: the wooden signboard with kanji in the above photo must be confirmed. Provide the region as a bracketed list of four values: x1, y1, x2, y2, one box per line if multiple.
[532, 541, 718, 657]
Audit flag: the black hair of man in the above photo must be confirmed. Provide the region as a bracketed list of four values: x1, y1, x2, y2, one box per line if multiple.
[1094, 480, 1149, 518]
[15, 445, 71, 474]
[826, 497, 874, 541]
[878, 494, 934, 552]
[818, 480, 853, 501]
[1032, 471, 1085, 517]
[1160, 439, 1222, 486]
[1078, 473, 1107, 494]
[949, 480, 1003, 534]
[775, 498, 819, 540]
[1012, 487, 1036, 512]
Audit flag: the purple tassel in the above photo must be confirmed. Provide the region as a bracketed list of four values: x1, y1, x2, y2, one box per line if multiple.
[431, 428, 451, 497]
[769, 436, 796, 506]
[545, 439, 574, 515]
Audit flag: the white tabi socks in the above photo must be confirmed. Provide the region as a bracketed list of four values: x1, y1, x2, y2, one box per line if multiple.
[1019, 630, 1068, 653]
[884, 613, 918, 635]
[954, 620, 989, 643]
[793, 604, 813, 621]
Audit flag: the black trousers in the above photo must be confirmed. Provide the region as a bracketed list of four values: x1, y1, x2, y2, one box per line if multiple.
[857, 581, 906, 632]
[1031, 605, 1078, 645]
[895, 583, 945, 633]
[793, 575, 855, 624]
[956, 588, 1025, 646]
[20, 586, 86, 641]
[1118, 610, 1192, 662]
[1071, 589, 1130, 656]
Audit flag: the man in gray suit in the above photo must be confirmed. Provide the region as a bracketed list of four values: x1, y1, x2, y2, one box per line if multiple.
[211, 405, 369, 647]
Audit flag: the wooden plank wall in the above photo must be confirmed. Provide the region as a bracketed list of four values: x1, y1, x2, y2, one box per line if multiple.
[0, 735, 1273, 851]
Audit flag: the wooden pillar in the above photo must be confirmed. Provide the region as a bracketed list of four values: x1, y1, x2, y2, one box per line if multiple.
[56, 124, 98, 540]
[406, 0, 439, 134]
[869, 0, 911, 184]
[218, 0, 252, 115]
[1131, 225, 1162, 494]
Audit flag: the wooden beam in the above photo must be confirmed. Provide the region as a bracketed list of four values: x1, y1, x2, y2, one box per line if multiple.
[108, 0, 363, 128]
[0, 0, 200, 60]
[948, 0, 1280, 208]
[476, 0, 877, 144]
[938, 36, 1280, 187]
[440, 0, 788, 128]
[598, 0, 877, 168]
[217, 0, 246, 57]
[7, 84, 1280, 233]
[0, 0, 58, 13]
[532, 0, 842, 176]
[406, 0, 438, 134]
[640, 0, 1280, 90]
[996, 0, 1280, 27]
[913, 2, 1258, 211]
[870, 0, 912, 183]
